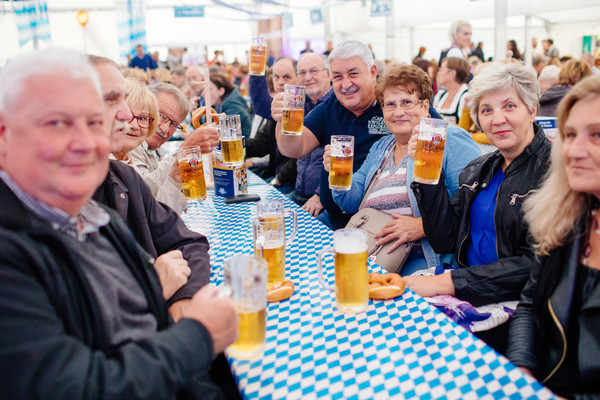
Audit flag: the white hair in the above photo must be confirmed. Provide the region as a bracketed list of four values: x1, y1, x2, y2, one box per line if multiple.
[449, 20, 471, 44]
[538, 65, 561, 83]
[328, 40, 374, 71]
[0, 47, 102, 112]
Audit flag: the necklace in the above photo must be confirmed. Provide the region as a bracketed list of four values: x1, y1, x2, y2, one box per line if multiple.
[581, 209, 600, 266]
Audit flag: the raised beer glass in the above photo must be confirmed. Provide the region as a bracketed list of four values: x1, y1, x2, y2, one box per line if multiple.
[177, 145, 207, 201]
[249, 38, 267, 76]
[223, 255, 267, 359]
[219, 115, 244, 167]
[253, 199, 298, 290]
[317, 228, 369, 313]
[282, 85, 306, 136]
[413, 117, 448, 185]
[329, 135, 354, 191]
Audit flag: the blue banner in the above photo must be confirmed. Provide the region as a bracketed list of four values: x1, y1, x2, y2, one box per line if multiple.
[116, 0, 147, 63]
[174, 6, 205, 18]
[370, 0, 391, 17]
[11, 0, 51, 47]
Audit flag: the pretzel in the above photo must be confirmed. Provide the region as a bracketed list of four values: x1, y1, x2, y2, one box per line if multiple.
[267, 280, 294, 303]
[368, 272, 405, 300]
[192, 106, 219, 129]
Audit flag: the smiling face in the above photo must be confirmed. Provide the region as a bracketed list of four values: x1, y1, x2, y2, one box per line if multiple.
[562, 95, 600, 199]
[297, 53, 331, 101]
[208, 81, 224, 105]
[146, 92, 186, 150]
[330, 56, 377, 117]
[456, 25, 472, 48]
[0, 73, 110, 215]
[123, 102, 150, 153]
[272, 58, 298, 94]
[478, 87, 536, 165]
[382, 86, 429, 141]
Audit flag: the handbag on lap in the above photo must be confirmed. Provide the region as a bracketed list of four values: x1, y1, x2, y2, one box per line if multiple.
[345, 145, 412, 274]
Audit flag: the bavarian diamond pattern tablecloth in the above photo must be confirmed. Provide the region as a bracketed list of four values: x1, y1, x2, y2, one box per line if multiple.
[182, 176, 556, 400]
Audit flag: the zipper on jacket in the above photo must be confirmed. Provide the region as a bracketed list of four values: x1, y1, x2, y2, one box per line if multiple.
[459, 182, 479, 192]
[542, 299, 567, 384]
[509, 192, 531, 206]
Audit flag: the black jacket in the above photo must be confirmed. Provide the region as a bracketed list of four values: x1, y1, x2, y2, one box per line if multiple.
[508, 220, 600, 399]
[538, 84, 571, 117]
[93, 160, 210, 306]
[412, 124, 552, 306]
[0, 180, 221, 399]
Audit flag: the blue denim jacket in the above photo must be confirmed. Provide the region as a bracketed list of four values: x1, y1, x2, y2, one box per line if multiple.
[332, 126, 481, 270]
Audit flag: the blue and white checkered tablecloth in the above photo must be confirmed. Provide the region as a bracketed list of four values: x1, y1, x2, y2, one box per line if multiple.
[182, 174, 555, 400]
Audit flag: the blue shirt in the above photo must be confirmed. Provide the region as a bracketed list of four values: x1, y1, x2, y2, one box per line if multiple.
[466, 168, 505, 266]
[130, 54, 157, 70]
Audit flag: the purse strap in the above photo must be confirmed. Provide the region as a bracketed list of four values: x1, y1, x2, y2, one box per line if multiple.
[358, 141, 396, 209]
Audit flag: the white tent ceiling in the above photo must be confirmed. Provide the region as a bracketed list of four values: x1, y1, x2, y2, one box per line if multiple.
[1, 0, 599, 66]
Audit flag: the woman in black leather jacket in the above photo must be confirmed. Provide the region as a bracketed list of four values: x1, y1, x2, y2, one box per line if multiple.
[405, 62, 552, 353]
[507, 75, 600, 399]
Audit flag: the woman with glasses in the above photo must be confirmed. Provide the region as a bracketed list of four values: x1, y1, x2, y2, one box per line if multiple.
[406, 62, 552, 354]
[324, 63, 480, 275]
[433, 57, 471, 125]
[113, 78, 158, 166]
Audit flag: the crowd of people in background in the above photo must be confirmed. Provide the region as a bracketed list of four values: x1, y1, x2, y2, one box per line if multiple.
[1, 18, 600, 399]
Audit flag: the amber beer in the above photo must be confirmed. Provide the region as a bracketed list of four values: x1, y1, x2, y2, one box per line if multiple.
[254, 240, 285, 290]
[177, 146, 207, 201]
[282, 85, 306, 136]
[229, 305, 266, 356]
[329, 135, 354, 191]
[282, 108, 304, 136]
[249, 38, 267, 76]
[317, 228, 369, 313]
[221, 138, 244, 165]
[413, 118, 448, 185]
[329, 156, 353, 190]
[223, 255, 267, 359]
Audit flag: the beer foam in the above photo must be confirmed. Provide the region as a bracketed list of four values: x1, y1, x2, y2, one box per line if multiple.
[334, 236, 368, 254]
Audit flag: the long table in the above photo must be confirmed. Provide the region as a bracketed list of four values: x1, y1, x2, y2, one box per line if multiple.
[182, 172, 555, 400]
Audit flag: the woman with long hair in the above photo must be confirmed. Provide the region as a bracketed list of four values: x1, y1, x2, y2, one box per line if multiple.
[507, 74, 600, 398]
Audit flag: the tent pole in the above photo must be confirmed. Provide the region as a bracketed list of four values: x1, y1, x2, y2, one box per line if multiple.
[494, 0, 507, 61]
[385, 1, 395, 61]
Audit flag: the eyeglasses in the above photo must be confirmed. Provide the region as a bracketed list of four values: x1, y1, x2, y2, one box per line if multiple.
[298, 67, 327, 77]
[159, 113, 183, 132]
[129, 113, 154, 129]
[383, 99, 424, 111]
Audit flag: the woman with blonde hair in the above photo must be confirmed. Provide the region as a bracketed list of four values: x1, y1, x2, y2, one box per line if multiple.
[439, 20, 472, 66]
[507, 74, 600, 398]
[539, 59, 592, 116]
[113, 78, 158, 165]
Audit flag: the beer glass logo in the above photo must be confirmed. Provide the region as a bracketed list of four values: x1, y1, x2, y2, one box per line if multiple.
[189, 158, 199, 168]
[342, 146, 352, 156]
[295, 94, 302, 102]
[432, 134, 443, 145]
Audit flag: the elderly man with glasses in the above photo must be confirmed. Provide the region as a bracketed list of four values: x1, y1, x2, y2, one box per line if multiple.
[130, 83, 219, 213]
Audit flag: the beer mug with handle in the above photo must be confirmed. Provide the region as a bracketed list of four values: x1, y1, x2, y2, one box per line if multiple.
[252, 199, 298, 290]
[317, 228, 369, 313]
[219, 114, 244, 167]
[177, 145, 207, 201]
[282, 85, 306, 136]
[223, 255, 267, 359]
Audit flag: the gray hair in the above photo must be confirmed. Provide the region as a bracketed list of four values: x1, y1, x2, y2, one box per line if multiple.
[149, 82, 190, 119]
[468, 62, 539, 129]
[328, 40, 373, 71]
[298, 52, 328, 70]
[449, 20, 471, 44]
[0, 47, 102, 112]
[538, 65, 561, 83]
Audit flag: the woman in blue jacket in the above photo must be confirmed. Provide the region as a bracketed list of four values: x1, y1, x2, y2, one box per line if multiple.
[324, 64, 481, 275]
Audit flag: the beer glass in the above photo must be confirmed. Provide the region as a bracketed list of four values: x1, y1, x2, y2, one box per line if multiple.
[219, 115, 244, 167]
[177, 146, 207, 201]
[252, 199, 298, 290]
[282, 85, 306, 136]
[317, 228, 369, 313]
[223, 255, 267, 359]
[249, 37, 267, 76]
[329, 135, 354, 191]
[413, 117, 448, 185]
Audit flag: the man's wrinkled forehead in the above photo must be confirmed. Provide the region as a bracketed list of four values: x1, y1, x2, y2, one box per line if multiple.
[95, 63, 128, 105]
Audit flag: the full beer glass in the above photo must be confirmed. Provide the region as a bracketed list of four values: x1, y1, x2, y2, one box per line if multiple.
[317, 229, 369, 313]
[282, 85, 306, 136]
[249, 38, 267, 76]
[253, 199, 297, 290]
[219, 115, 244, 166]
[329, 135, 354, 191]
[223, 255, 267, 359]
[177, 146, 207, 201]
[413, 117, 448, 185]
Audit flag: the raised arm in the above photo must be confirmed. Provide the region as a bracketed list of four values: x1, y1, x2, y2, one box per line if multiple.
[272, 91, 320, 158]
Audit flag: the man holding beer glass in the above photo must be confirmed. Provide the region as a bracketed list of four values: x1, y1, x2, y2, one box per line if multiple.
[324, 64, 480, 276]
[405, 62, 552, 354]
[273, 41, 444, 230]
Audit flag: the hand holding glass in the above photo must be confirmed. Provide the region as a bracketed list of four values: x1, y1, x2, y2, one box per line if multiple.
[219, 115, 244, 166]
[177, 146, 207, 201]
[329, 135, 354, 191]
[249, 38, 267, 76]
[282, 85, 306, 136]
[413, 118, 448, 185]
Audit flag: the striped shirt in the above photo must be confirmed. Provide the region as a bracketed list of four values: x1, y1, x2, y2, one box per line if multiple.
[363, 152, 413, 216]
